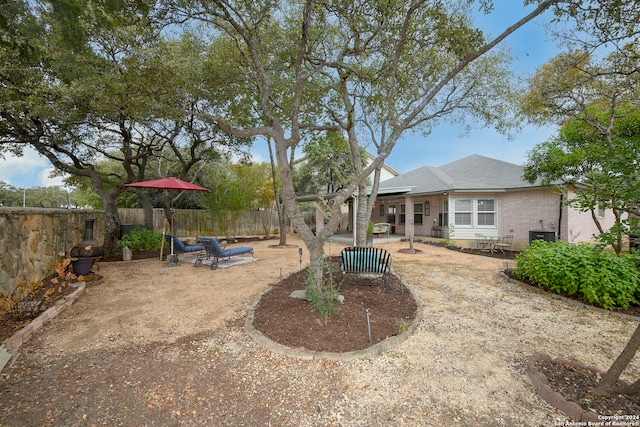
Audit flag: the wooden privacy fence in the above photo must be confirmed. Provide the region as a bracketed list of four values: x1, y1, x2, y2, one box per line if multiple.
[117, 208, 349, 237]
[117, 208, 283, 237]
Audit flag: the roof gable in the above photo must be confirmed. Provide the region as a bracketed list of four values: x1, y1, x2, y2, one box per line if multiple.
[379, 154, 541, 195]
[440, 154, 531, 189]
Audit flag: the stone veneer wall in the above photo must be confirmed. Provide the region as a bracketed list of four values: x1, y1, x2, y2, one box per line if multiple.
[0, 208, 105, 297]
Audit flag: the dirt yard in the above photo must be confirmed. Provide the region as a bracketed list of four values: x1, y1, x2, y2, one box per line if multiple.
[1, 235, 639, 426]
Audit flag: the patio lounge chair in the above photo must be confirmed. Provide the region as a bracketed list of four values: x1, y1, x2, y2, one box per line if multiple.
[196, 237, 254, 270]
[161, 234, 205, 265]
[165, 234, 204, 254]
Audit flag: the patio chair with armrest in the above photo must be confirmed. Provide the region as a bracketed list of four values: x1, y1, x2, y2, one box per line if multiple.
[494, 234, 514, 255]
[475, 233, 496, 252]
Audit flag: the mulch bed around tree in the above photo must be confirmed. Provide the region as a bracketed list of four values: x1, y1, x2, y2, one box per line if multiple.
[252, 256, 418, 353]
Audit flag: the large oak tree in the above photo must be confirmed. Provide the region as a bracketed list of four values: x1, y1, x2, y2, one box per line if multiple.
[0, 1, 249, 255]
[170, 0, 557, 294]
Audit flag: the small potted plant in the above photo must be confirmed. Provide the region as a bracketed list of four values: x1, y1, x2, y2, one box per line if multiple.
[366, 221, 374, 247]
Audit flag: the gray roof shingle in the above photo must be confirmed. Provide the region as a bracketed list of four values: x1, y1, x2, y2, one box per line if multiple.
[378, 154, 537, 195]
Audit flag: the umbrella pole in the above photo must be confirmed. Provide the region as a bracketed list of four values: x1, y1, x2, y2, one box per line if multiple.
[160, 220, 166, 261]
[170, 207, 175, 256]
[164, 205, 180, 267]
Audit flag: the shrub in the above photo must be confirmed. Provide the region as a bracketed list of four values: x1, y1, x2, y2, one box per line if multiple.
[305, 259, 342, 320]
[118, 229, 163, 253]
[515, 240, 640, 310]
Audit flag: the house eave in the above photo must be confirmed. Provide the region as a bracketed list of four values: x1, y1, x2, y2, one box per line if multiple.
[295, 191, 344, 202]
[375, 184, 559, 198]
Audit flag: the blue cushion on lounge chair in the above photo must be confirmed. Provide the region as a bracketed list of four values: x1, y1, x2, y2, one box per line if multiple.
[166, 235, 204, 253]
[200, 237, 253, 259]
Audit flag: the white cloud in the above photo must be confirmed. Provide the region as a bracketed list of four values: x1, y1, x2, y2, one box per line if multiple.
[0, 148, 73, 188]
[0, 147, 48, 173]
[250, 151, 267, 164]
[38, 166, 70, 188]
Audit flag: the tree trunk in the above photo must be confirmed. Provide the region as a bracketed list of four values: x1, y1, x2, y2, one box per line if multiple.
[306, 241, 325, 291]
[354, 168, 382, 247]
[277, 196, 288, 246]
[101, 196, 122, 258]
[267, 136, 288, 246]
[138, 190, 155, 231]
[593, 323, 640, 396]
[274, 141, 330, 293]
[614, 208, 623, 255]
[162, 192, 174, 235]
[262, 209, 272, 238]
[355, 189, 370, 247]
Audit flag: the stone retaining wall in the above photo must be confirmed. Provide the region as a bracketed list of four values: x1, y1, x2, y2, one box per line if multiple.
[0, 208, 105, 296]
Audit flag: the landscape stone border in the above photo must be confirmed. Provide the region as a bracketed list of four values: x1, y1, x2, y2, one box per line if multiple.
[0, 282, 86, 372]
[526, 353, 632, 422]
[244, 272, 423, 361]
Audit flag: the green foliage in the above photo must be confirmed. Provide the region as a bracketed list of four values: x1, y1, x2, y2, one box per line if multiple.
[118, 229, 163, 253]
[521, 46, 640, 254]
[397, 321, 408, 334]
[202, 161, 272, 236]
[304, 260, 342, 321]
[294, 131, 368, 195]
[515, 240, 640, 310]
[522, 104, 640, 254]
[443, 224, 456, 247]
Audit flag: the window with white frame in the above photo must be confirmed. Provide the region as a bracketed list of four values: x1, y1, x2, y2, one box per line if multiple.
[477, 199, 495, 226]
[454, 199, 472, 226]
[399, 204, 406, 225]
[453, 197, 496, 227]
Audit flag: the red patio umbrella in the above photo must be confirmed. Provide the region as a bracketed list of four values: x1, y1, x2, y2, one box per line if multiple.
[124, 177, 209, 265]
[124, 177, 209, 192]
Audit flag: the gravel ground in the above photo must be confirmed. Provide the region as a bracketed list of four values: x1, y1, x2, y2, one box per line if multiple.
[1, 235, 639, 426]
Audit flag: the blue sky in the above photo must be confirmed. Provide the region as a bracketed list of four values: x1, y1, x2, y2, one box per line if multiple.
[0, 1, 561, 188]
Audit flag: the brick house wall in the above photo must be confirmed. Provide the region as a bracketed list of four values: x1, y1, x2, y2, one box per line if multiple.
[563, 188, 619, 244]
[498, 188, 562, 250]
[369, 186, 620, 251]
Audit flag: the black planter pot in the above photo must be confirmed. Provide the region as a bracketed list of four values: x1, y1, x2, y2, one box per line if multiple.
[71, 257, 94, 276]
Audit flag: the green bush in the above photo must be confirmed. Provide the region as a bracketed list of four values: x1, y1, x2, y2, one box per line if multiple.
[118, 229, 163, 253]
[515, 240, 640, 310]
[305, 259, 342, 320]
